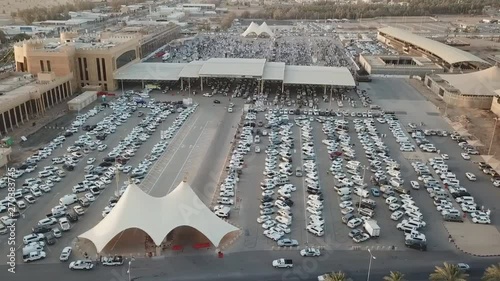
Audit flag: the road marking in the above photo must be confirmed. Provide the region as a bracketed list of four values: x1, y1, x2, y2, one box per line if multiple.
[167, 121, 209, 193]
[298, 125, 309, 245]
[145, 113, 202, 195]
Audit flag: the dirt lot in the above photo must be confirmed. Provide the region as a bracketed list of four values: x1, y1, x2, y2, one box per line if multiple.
[409, 78, 500, 156]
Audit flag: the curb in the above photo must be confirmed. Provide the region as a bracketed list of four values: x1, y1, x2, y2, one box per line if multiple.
[443, 223, 500, 257]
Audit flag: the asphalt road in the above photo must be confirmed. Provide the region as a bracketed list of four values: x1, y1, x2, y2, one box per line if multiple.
[1, 249, 497, 281]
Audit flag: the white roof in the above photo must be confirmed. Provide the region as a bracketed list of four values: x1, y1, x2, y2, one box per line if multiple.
[198, 58, 266, 78]
[437, 66, 500, 96]
[178, 61, 204, 78]
[241, 22, 274, 37]
[378, 27, 488, 65]
[112, 59, 355, 86]
[263, 62, 286, 81]
[78, 182, 239, 253]
[114, 63, 186, 80]
[67, 91, 97, 105]
[284, 65, 356, 86]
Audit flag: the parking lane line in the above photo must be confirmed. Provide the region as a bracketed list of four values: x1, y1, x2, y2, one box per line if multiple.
[145, 113, 202, 195]
[298, 123, 309, 245]
[167, 121, 210, 193]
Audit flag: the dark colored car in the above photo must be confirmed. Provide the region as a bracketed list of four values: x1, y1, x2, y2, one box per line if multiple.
[261, 196, 274, 203]
[32, 225, 52, 234]
[405, 239, 426, 251]
[213, 100, 221, 104]
[99, 162, 113, 167]
[45, 234, 56, 245]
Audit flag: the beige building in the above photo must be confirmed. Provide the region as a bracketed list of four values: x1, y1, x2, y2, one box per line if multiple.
[14, 23, 180, 92]
[359, 54, 444, 76]
[0, 71, 74, 136]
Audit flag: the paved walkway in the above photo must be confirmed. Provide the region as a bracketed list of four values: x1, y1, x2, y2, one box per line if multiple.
[444, 222, 500, 256]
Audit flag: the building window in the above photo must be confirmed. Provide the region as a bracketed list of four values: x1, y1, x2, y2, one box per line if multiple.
[102, 58, 107, 81]
[104, 84, 108, 91]
[46, 60, 51, 72]
[83, 58, 89, 80]
[116, 50, 136, 69]
[40, 60, 44, 72]
[78, 58, 84, 81]
[96, 58, 102, 81]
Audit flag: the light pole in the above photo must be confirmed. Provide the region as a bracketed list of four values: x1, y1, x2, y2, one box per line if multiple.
[358, 165, 367, 214]
[127, 260, 132, 281]
[488, 117, 499, 155]
[366, 249, 376, 281]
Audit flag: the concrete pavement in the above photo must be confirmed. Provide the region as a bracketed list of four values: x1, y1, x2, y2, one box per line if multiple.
[1, 249, 496, 281]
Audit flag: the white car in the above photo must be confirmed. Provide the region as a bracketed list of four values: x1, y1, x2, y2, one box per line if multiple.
[59, 246, 72, 261]
[389, 203, 401, 211]
[257, 215, 272, 224]
[461, 153, 470, 160]
[300, 247, 321, 257]
[69, 260, 94, 270]
[306, 225, 324, 236]
[465, 173, 476, 181]
[24, 195, 36, 204]
[306, 207, 322, 215]
[472, 216, 491, 224]
[85, 193, 96, 202]
[339, 201, 353, 209]
[391, 210, 404, 221]
[341, 207, 354, 215]
[441, 154, 449, 160]
[73, 205, 85, 215]
[87, 158, 96, 164]
[262, 220, 276, 229]
[410, 181, 420, 190]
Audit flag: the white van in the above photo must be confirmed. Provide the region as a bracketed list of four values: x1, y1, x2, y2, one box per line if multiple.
[337, 187, 351, 196]
[23, 234, 44, 245]
[59, 194, 77, 206]
[385, 196, 398, 205]
[355, 189, 369, 198]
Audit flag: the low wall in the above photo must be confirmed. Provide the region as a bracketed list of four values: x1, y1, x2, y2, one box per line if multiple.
[443, 92, 493, 109]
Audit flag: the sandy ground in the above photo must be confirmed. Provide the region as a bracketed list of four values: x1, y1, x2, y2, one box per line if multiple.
[409, 78, 500, 156]
[0, 0, 77, 15]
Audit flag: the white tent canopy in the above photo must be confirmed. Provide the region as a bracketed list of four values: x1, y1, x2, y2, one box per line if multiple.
[78, 182, 239, 253]
[241, 22, 274, 37]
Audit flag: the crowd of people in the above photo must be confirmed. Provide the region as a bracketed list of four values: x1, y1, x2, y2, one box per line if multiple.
[165, 32, 353, 70]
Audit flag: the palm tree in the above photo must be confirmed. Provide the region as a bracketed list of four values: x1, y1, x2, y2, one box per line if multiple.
[325, 271, 348, 281]
[482, 263, 500, 281]
[430, 262, 469, 281]
[383, 271, 406, 281]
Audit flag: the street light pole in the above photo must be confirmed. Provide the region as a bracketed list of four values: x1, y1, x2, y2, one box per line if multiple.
[488, 118, 499, 155]
[366, 249, 376, 281]
[127, 260, 132, 281]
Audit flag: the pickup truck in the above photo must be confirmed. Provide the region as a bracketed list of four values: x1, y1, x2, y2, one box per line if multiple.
[272, 258, 293, 268]
[23, 251, 46, 262]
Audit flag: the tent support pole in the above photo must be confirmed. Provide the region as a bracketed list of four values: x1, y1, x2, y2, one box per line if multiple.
[329, 86, 333, 109]
[121, 80, 124, 95]
[180, 78, 184, 90]
[2, 112, 7, 133]
[324, 85, 327, 96]
[142, 80, 145, 88]
[281, 82, 284, 93]
[200, 77, 203, 92]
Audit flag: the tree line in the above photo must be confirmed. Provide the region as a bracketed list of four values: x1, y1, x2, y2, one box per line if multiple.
[323, 262, 500, 281]
[240, 0, 500, 20]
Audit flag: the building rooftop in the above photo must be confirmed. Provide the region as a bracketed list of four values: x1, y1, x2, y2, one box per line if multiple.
[0, 73, 38, 114]
[362, 55, 443, 70]
[378, 26, 488, 65]
[114, 59, 356, 87]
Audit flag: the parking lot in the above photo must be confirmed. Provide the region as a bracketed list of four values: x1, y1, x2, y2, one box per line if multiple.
[219, 78, 500, 255]
[0, 89, 207, 264]
[2, 72, 500, 267]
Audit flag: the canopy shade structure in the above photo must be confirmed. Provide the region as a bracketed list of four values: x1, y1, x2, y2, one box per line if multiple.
[241, 22, 274, 37]
[198, 58, 266, 78]
[437, 66, 500, 96]
[114, 63, 186, 81]
[262, 62, 286, 81]
[178, 61, 204, 78]
[284, 65, 356, 86]
[78, 182, 239, 253]
[378, 27, 488, 65]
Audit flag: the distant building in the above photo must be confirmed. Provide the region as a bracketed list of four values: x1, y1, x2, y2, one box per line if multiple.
[0, 26, 55, 36]
[13, 22, 179, 91]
